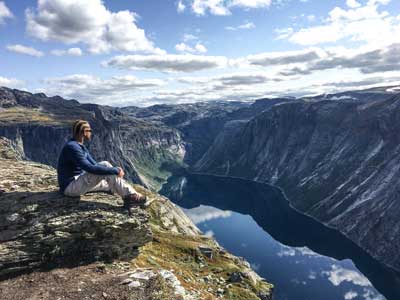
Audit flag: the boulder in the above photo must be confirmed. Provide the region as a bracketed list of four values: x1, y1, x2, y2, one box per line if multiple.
[0, 137, 152, 277]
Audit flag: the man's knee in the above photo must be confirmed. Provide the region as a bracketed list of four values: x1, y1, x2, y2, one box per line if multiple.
[98, 161, 113, 167]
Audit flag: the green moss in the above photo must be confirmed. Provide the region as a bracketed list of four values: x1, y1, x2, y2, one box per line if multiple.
[134, 154, 187, 191]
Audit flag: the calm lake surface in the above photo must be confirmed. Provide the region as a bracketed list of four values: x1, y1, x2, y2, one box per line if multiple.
[160, 173, 400, 300]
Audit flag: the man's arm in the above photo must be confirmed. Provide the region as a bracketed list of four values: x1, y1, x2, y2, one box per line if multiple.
[87, 152, 97, 165]
[68, 144, 119, 175]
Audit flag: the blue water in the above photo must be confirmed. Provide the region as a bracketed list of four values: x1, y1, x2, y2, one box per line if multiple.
[160, 173, 400, 300]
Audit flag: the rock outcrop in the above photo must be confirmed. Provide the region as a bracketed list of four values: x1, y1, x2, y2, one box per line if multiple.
[0, 137, 152, 277]
[0, 136, 273, 300]
[195, 94, 400, 273]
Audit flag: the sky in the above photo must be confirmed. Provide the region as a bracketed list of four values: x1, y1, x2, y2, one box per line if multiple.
[0, 0, 400, 107]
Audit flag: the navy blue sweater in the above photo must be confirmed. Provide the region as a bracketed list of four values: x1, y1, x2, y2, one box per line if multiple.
[57, 138, 119, 192]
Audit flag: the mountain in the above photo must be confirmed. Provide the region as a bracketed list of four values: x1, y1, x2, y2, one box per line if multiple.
[2, 84, 400, 276]
[0, 87, 186, 191]
[122, 97, 293, 164]
[194, 90, 400, 273]
[0, 87, 294, 190]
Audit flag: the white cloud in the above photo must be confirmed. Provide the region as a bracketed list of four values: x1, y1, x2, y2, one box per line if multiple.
[296, 246, 321, 257]
[6, 44, 44, 57]
[176, 32, 207, 54]
[308, 271, 317, 280]
[51, 47, 83, 56]
[226, 21, 255, 30]
[217, 73, 274, 85]
[183, 33, 198, 42]
[282, 0, 400, 47]
[307, 14, 316, 22]
[322, 265, 371, 287]
[103, 54, 227, 72]
[25, 0, 164, 54]
[42, 74, 165, 104]
[175, 42, 207, 53]
[194, 43, 207, 53]
[346, 0, 361, 8]
[192, 0, 231, 16]
[361, 288, 385, 300]
[231, 0, 271, 8]
[344, 291, 358, 300]
[239, 48, 324, 67]
[177, 72, 278, 88]
[177, 0, 186, 12]
[0, 76, 24, 88]
[190, 0, 271, 16]
[175, 43, 190, 52]
[279, 43, 400, 75]
[0, 1, 12, 24]
[120, 71, 400, 106]
[183, 205, 232, 224]
[277, 246, 296, 257]
[275, 27, 294, 40]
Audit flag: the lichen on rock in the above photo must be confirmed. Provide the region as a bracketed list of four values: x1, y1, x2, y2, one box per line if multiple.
[0, 137, 152, 277]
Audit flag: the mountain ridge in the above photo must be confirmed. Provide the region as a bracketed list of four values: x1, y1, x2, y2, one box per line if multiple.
[194, 93, 400, 273]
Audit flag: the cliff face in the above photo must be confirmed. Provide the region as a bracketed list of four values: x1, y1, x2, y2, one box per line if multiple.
[122, 98, 293, 165]
[0, 87, 293, 191]
[0, 87, 186, 191]
[195, 94, 400, 273]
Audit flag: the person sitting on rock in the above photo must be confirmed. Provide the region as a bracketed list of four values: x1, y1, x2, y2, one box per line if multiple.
[57, 119, 146, 213]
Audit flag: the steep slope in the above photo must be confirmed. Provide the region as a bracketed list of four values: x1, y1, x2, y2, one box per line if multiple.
[122, 97, 294, 164]
[195, 94, 400, 273]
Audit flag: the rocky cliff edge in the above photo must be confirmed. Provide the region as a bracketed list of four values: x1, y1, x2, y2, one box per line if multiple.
[0, 137, 273, 300]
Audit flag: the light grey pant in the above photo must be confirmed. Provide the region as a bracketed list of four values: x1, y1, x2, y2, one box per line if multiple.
[64, 161, 138, 198]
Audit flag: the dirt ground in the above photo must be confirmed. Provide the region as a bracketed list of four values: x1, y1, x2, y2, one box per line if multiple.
[0, 262, 178, 300]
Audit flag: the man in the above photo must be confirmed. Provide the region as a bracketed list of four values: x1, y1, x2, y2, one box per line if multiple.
[57, 119, 146, 213]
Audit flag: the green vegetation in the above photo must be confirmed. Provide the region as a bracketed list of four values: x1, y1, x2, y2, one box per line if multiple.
[0, 105, 94, 126]
[126, 187, 274, 300]
[134, 147, 187, 191]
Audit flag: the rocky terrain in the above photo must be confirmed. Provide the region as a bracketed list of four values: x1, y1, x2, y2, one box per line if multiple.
[194, 89, 400, 273]
[0, 87, 186, 191]
[2, 83, 400, 296]
[0, 87, 293, 190]
[0, 137, 273, 300]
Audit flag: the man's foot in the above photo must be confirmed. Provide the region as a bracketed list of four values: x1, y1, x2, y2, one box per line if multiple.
[123, 193, 147, 214]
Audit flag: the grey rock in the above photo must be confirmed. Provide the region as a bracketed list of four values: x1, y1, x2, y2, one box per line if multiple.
[196, 93, 400, 272]
[0, 142, 152, 277]
[257, 290, 273, 300]
[0, 87, 186, 191]
[198, 245, 213, 259]
[229, 272, 243, 283]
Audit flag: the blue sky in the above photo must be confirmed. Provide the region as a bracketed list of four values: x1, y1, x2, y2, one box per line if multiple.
[1, 0, 400, 106]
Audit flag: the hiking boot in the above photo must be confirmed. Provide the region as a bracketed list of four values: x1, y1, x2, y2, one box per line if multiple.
[123, 193, 147, 214]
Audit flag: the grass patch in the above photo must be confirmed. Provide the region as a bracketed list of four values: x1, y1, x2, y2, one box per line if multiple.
[0, 107, 71, 125]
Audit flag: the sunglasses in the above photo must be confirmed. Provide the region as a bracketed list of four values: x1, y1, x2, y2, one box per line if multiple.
[84, 129, 92, 132]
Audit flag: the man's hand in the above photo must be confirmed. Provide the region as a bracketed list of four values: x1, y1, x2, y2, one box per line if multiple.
[117, 167, 125, 178]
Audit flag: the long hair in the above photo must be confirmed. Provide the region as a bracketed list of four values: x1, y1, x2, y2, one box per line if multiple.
[72, 120, 89, 139]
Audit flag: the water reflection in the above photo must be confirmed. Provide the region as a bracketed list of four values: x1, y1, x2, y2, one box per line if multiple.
[160, 173, 400, 300]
